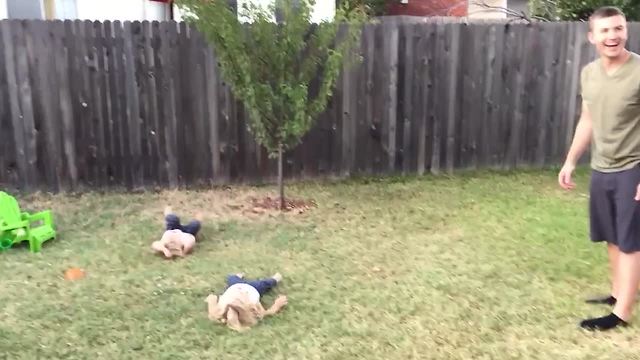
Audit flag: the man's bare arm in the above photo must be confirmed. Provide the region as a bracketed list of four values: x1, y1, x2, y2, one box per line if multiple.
[564, 102, 593, 167]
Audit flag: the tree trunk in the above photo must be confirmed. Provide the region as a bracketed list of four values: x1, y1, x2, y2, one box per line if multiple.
[278, 144, 285, 210]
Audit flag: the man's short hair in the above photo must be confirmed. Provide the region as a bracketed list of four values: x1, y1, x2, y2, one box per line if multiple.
[590, 6, 626, 22]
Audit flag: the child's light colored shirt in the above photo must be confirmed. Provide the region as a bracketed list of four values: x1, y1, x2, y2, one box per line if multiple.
[218, 283, 261, 307]
[160, 229, 195, 253]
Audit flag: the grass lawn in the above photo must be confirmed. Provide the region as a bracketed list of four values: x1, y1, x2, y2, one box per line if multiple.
[1, 167, 638, 359]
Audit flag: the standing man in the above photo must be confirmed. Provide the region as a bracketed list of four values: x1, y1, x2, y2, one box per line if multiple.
[559, 6, 640, 331]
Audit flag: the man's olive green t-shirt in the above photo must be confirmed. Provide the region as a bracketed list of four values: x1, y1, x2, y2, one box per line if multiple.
[581, 52, 640, 172]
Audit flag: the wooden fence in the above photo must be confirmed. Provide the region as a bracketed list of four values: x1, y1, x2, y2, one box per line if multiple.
[0, 17, 632, 191]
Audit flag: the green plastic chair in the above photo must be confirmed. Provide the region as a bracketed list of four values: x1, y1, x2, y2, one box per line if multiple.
[0, 191, 56, 253]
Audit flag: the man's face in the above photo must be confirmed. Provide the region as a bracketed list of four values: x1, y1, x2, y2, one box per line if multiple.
[589, 15, 628, 59]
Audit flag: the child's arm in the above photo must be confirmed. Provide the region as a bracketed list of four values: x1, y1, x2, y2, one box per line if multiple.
[225, 307, 246, 331]
[206, 294, 226, 322]
[151, 240, 172, 258]
[180, 234, 196, 255]
[261, 295, 288, 317]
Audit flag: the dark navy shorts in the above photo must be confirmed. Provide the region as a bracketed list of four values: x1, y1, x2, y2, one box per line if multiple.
[589, 165, 640, 253]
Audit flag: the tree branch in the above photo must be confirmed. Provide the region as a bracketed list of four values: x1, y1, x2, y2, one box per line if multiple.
[470, 1, 548, 23]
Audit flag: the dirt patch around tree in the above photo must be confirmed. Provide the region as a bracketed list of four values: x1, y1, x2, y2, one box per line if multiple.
[248, 195, 317, 213]
[147, 187, 317, 222]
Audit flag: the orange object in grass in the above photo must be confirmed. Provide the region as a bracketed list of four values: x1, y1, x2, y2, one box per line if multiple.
[64, 267, 85, 281]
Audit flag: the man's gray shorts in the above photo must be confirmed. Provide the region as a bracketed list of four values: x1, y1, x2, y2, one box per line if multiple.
[590, 165, 640, 253]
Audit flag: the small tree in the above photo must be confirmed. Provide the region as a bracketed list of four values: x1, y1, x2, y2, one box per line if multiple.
[175, 0, 366, 210]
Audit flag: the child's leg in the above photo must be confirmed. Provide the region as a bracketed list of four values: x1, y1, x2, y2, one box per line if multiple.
[181, 220, 201, 236]
[165, 214, 182, 231]
[226, 274, 245, 287]
[246, 276, 279, 296]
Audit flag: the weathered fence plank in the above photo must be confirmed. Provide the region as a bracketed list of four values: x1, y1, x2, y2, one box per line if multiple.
[0, 20, 8, 185]
[92, 21, 108, 188]
[399, 22, 414, 174]
[479, 24, 495, 168]
[505, 24, 527, 170]
[430, 23, 445, 175]
[459, 22, 476, 170]
[204, 43, 221, 184]
[25, 21, 58, 190]
[123, 21, 143, 189]
[142, 21, 159, 185]
[53, 21, 77, 189]
[132, 21, 151, 185]
[191, 30, 210, 184]
[445, 24, 461, 174]
[161, 21, 179, 187]
[533, 25, 554, 167]
[415, 24, 430, 175]
[14, 21, 39, 188]
[384, 21, 399, 173]
[103, 21, 120, 186]
[150, 21, 168, 186]
[176, 22, 191, 184]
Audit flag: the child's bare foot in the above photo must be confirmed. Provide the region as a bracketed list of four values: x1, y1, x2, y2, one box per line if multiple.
[272, 272, 282, 283]
[194, 211, 204, 222]
[164, 206, 172, 217]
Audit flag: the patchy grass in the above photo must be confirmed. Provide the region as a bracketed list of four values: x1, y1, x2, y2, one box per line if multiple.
[1, 167, 638, 359]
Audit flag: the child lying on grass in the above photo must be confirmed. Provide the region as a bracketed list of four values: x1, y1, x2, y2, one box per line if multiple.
[206, 272, 288, 332]
[151, 206, 203, 259]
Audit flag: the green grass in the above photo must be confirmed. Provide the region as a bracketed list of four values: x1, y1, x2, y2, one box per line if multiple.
[1, 167, 639, 360]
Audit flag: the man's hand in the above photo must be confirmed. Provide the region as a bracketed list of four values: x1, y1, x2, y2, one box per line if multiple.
[635, 183, 640, 201]
[558, 162, 576, 190]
